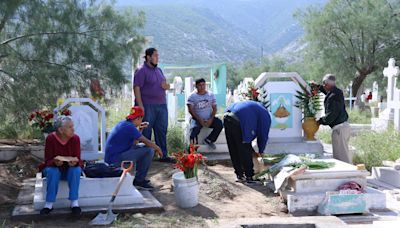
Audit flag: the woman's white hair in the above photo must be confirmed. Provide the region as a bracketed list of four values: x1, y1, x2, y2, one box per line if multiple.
[322, 74, 336, 85]
[54, 116, 73, 131]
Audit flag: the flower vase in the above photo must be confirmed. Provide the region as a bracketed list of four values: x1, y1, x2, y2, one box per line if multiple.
[172, 172, 199, 208]
[302, 117, 319, 141]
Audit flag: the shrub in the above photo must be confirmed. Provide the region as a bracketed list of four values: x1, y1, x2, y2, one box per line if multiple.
[167, 124, 185, 155]
[348, 109, 371, 124]
[316, 128, 332, 144]
[352, 128, 400, 170]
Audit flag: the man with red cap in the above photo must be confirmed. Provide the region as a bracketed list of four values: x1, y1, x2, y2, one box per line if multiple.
[105, 106, 162, 190]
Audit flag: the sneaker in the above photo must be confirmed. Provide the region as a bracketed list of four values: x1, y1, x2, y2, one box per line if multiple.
[40, 207, 53, 215]
[71, 206, 81, 216]
[158, 156, 176, 163]
[204, 138, 216, 150]
[133, 180, 155, 191]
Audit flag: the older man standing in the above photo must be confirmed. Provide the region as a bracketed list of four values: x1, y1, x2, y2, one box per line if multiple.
[134, 48, 174, 163]
[317, 74, 351, 163]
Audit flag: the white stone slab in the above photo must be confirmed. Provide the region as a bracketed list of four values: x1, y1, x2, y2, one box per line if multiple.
[291, 159, 370, 180]
[290, 177, 367, 194]
[285, 187, 386, 214]
[263, 140, 324, 155]
[372, 167, 400, 188]
[33, 173, 144, 210]
[196, 128, 226, 144]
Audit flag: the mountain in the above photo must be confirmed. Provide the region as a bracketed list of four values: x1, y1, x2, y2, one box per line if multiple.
[116, 0, 327, 64]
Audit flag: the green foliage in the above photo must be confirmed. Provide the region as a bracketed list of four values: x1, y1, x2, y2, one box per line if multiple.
[348, 109, 372, 124]
[167, 124, 185, 155]
[352, 128, 400, 170]
[296, 0, 400, 96]
[294, 82, 321, 118]
[316, 128, 332, 144]
[0, 0, 145, 131]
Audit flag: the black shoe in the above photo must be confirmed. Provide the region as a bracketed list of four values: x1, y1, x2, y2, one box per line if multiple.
[71, 206, 81, 216]
[40, 207, 53, 215]
[158, 156, 176, 163]
[204, 138, 216, 150]
[235, 175, 246, 183]
[133, 180, 155, 191]
[245, 177, 257, 184]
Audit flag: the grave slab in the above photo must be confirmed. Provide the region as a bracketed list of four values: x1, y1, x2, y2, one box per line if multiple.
[12, 178, 163, 220]
[372, 167, 400, 188]
[284, 187, 386, 214]
[33, 173, 144, 210]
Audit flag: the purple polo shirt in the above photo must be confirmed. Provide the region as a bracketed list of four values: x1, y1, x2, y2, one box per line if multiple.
[134, 62, 166, 104]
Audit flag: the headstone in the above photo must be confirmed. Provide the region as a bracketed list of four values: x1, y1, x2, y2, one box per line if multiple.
[372, 58, 400, 131]
[167, 76, 183, 123]
[54, 98, 106, 160]
[253, 72, 323, 155]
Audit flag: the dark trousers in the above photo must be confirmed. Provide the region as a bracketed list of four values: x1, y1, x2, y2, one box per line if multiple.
[190, 117, 223, 143]
[223, 115, 254, 178]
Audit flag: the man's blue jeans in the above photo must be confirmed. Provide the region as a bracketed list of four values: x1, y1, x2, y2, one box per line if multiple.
[114, 145, 155, 182]
[43, 166, 81, 202]
[142, 104, 168, 158]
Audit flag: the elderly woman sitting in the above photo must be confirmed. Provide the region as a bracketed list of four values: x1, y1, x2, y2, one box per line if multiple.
[38, 116, 83, 215]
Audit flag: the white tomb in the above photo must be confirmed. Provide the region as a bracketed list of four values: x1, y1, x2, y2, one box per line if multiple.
[33, 98, 146, 211]
[54, 98, 106, 160]
[281, 159, 386, 214]
[33, 173, 144, 210]
[253, 72, 323, 155]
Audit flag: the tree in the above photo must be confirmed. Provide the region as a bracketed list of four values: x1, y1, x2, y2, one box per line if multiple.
[0, 0, 145, 128]
[297, 0, 400, 99]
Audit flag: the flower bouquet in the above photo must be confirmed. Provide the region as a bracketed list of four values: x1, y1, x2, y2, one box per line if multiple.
[28, 108, 72, 133]
[294, 81, 321, 118]
[174, 144, 204, 179]
[241, 81, 270, 108]
[294, 81, 322, 140]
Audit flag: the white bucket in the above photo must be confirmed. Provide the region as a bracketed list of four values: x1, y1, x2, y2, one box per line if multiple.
[172, 172, 199, 208]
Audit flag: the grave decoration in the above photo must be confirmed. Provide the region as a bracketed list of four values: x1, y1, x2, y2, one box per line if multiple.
[28, 108, 71, 134]
[172, 144, 204, 208]
[240, 81, 269, 108]
[294, 81, 321, 140]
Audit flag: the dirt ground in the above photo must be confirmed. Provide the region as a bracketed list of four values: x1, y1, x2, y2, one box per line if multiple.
[0, 154, 288, 227]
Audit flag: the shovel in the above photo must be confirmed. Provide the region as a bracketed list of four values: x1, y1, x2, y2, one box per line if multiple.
[89, 161, 134, 226]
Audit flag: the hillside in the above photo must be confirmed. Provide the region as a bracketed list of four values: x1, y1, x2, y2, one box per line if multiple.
[116, 0, 327, 64]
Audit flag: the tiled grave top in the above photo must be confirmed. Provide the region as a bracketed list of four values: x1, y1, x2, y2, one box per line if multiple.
[292, 159, 370, 180]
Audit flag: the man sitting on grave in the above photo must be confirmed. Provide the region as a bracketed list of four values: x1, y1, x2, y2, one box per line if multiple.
[316, 74, 351, 163]
[187, 78, 223, 149]
[105, 106, 163, 190]
[38, 116, 83, 215]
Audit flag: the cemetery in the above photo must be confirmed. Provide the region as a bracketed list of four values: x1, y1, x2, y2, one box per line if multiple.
[2, 1, 400, 227]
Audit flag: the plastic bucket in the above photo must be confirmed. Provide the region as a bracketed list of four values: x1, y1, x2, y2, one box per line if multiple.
[172, 172, 199, 208]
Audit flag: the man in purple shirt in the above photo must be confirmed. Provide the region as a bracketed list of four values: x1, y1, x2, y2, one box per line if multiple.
[134, 48, 174, 163]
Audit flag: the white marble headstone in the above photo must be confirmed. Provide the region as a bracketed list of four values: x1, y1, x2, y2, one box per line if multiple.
[69, 105, 99, 153]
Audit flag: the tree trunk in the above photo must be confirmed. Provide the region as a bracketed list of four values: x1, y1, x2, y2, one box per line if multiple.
[351, 70, 370, 109]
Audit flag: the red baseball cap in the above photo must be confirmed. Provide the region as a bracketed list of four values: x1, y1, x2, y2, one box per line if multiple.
[126, 106, 144, 120]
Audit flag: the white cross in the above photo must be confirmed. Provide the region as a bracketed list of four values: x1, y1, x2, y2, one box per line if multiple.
[383, 58, 400, 101]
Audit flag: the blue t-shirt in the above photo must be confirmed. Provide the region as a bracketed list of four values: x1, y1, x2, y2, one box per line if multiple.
[105, 120, 141, 164]
[226, 100, 271, 153]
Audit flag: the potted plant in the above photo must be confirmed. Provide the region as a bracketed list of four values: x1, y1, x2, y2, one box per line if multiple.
[294, 81, 322, 140]
[240, 81, 270, 108]
[172, 144, 204, 208]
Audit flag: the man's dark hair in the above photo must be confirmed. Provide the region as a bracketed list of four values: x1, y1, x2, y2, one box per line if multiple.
[195, 78, 206, 85]
[144, 47, 157, 59]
